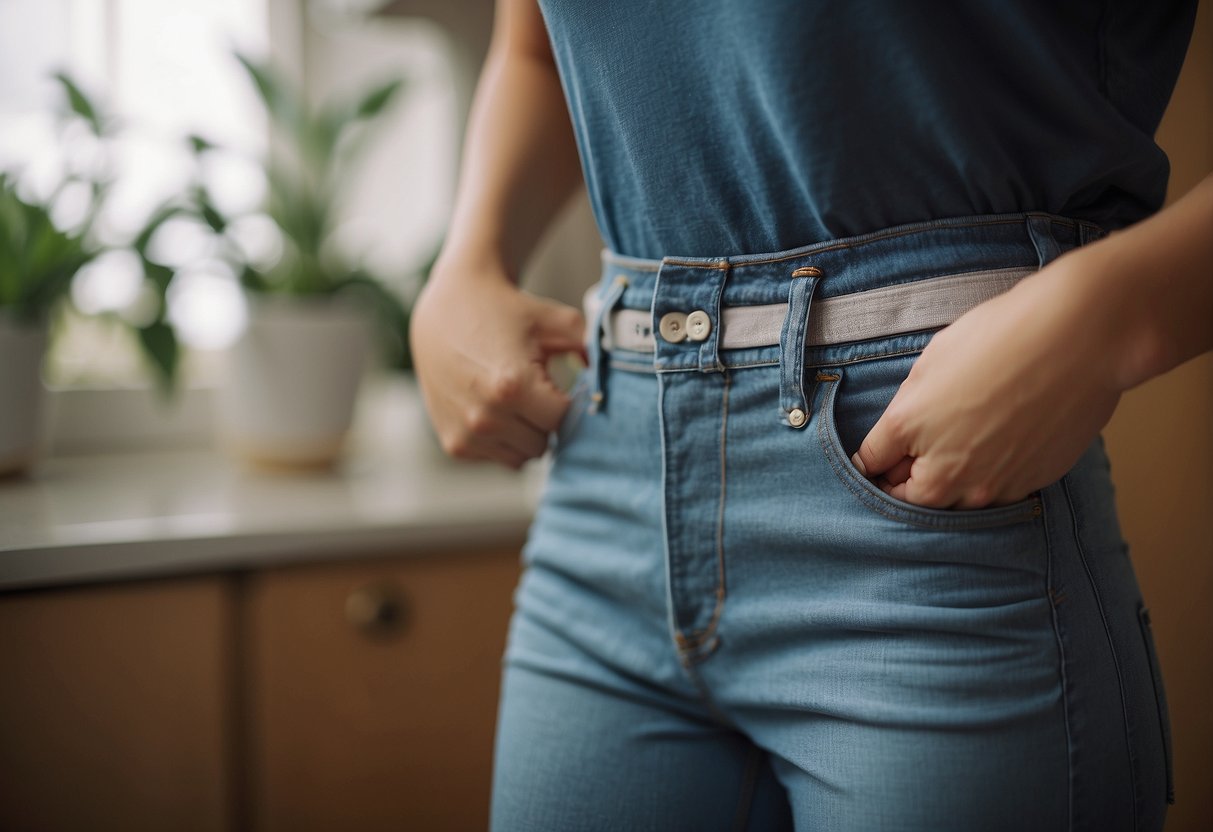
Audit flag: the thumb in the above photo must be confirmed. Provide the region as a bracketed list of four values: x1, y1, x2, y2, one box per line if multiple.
[527, 295, 587, 354]
[852, 409, 910, 480]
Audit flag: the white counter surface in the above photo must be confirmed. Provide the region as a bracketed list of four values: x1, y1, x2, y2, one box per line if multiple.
[0, 381, 545, 591]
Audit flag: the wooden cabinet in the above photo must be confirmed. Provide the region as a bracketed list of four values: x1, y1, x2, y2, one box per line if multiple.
[0, 578, 235, 832]
[246, 550, 520, 831]
[0, 547, 521, 832]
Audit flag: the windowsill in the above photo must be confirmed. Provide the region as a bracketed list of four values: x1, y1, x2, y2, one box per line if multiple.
[0, 376, 545, 591]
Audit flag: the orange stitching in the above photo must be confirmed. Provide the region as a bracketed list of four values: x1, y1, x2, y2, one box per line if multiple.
[673, 371, 732, 654]
[791, 266, 823, 278]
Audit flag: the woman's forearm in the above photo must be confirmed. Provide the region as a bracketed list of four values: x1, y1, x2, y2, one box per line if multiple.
[1073, 173, 1213, 391]
[410, 1, 587, 469]
[437, 0, 584, 281]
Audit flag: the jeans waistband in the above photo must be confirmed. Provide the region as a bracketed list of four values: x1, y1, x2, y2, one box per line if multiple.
[583, 212, 1101, 378]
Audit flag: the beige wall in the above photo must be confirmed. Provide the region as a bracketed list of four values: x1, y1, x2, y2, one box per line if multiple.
[1103, 5, 1213, 831]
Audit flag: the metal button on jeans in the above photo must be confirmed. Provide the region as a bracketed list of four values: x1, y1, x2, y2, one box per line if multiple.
[686, 310, 711, 341]
[659, 312, 689, 342]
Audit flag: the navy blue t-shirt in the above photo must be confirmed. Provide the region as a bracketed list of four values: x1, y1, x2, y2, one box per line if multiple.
[538, 0, 1198, 259]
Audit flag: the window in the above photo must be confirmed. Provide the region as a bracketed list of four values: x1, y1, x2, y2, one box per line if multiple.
[1, 0, 457, 395]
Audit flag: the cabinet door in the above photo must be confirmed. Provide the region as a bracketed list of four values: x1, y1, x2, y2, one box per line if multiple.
[245, 547, 521, 832]
[0, 577, 234, 832]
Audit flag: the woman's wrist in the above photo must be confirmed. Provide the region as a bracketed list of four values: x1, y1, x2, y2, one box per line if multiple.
[1040, 240, 1167, 395]
[1047, 173, 1213, 393]
[430, 240, 515, 289]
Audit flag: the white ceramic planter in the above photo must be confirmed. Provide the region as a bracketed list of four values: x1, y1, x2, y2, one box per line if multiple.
[218, 294, 373, 468]
[0, 316, 48, 477]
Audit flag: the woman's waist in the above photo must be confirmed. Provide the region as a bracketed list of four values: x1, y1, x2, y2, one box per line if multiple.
[583, 211, 1102, 372]
[594, 211, 1102, 310]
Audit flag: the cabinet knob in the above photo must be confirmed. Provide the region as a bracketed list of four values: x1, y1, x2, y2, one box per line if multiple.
[345, 582, 408, 638]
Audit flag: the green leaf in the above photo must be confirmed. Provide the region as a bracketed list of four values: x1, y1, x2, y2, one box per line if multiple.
[233, 52, 299, 132]
[142, 260, 175, 293]
[53, 72, 105, 135]
[0, 175, 94, 320]
[304, 111, 345, 167]
[200, 201, 226, 235]
[239, 265, 270, 293]
[132, 202, 186, 255]
[353, 78, 404, 120]
[137, 319, 179, 393]
[234, 52, 277, 110]
[187, 134, 216, 155]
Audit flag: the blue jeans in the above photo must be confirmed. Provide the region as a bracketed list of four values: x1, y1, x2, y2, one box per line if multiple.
[491, 215, 1173, 831]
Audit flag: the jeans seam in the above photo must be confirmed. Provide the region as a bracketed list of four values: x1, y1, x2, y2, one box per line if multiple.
[658, 213, 1096, 269]
[674, 371, 732, 655]
[730, 744, 764, 832]
[629, 345, 942, 376]
[1043, 486, 1076, 832]
[1061, 475, 1139, 832]
[805, 345, 935, 370]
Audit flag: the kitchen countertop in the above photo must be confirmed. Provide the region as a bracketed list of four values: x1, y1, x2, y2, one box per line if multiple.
[0, 380, 545, 591]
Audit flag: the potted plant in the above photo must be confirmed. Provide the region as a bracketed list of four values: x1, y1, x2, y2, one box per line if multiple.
[0, 176, 89, 474]
[194, 54, 413, 469]
[0, 76, 182, 476]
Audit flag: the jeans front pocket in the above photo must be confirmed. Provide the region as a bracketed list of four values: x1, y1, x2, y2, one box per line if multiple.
[814, 355, 1042, 531]
[1137, 604, 1176, 806]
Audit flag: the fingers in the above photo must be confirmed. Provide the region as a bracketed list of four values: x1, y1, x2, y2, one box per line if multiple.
[879, 463, 1010, 510]
[471, 361, 570, 433]
[440, 372, 568, 465]
[511, 365, 573, 433]
[878, 456, 912, 494]
[530, 295, 587, 356]
[880, 472, 953, 509]
[851, 406, 909, 479]
[434, 355, 571, 467]
[412, 278, 586, 471]
[448, 413, 551, 469]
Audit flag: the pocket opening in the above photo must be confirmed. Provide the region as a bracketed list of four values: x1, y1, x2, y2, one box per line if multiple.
[815, 367, 1043, 530]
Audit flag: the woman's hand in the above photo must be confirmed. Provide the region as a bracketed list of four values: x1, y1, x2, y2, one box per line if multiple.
[854, 173, 1213, 510]
[410, 261, 587, 469]
[850, 249, 1127, 509]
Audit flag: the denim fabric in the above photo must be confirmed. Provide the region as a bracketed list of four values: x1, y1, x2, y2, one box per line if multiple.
[537, 0, 1198, 259]
[492, 214, 1173, 831]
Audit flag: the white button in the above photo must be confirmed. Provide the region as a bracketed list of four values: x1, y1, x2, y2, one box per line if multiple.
[659, 312, 688, 342]
[787, 408, 807, 428]
[686, 310, 711, 341]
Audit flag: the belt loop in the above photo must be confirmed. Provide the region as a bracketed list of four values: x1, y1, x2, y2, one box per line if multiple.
[1026, 215, 1062, 267]
[779, 267, 822, 428]
[587, 273, 629, 415]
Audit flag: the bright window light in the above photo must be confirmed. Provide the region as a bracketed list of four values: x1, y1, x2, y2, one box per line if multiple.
[2, 0, 460, 387]
[167, 265, 248, 351]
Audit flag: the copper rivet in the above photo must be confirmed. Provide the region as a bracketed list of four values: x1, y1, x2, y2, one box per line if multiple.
[792, 266, 823, 278]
